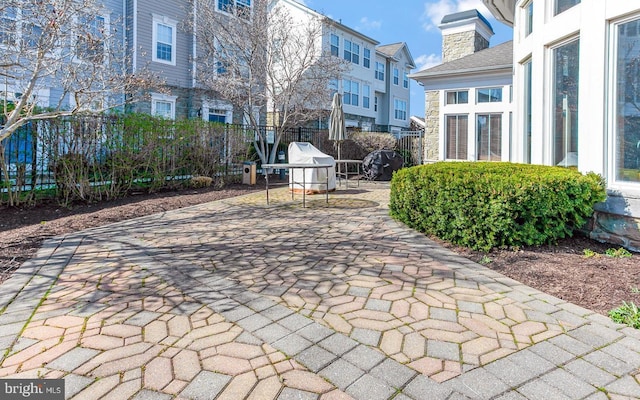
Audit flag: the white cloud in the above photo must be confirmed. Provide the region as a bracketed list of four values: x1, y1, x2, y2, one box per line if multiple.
[357, 17, 382, 31]
[421, 0, 493, 31]
[414, 53, 442, 70]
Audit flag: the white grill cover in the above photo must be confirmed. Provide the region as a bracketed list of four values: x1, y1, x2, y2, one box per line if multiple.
[287, 142, 336, 193]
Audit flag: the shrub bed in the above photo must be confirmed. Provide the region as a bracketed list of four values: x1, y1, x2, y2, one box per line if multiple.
[389, 162, 606, 251]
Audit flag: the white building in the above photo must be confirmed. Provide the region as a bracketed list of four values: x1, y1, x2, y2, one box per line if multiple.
[410, 10, 513, 163]
[276, 0, 415, 132]
[482, 0, 640, 250]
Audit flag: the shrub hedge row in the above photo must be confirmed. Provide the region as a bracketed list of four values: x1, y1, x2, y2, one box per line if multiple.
[389, 162, 607, 251]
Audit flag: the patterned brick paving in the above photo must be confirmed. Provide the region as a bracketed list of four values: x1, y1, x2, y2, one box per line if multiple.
[0, 181, 638, 399]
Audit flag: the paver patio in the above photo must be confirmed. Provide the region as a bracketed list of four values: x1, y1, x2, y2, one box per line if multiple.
[0, 181, 639, 399]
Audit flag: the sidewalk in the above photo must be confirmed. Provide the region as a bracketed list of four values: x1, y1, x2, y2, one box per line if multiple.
[0, 182, 638, 399]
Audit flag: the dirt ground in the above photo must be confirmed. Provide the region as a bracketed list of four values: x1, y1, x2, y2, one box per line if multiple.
[1, 181, 638, 317]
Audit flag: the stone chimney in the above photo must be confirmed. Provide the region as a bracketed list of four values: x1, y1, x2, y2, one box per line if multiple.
[439, 10, 494, 63]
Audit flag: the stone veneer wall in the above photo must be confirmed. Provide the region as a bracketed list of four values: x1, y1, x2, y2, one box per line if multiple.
[590, 212, 640, 252]
[442, 31, 489, 63]
[424, 91, 440, 162]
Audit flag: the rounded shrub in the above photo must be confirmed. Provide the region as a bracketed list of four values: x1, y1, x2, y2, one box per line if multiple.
[389, 162, 606, 251]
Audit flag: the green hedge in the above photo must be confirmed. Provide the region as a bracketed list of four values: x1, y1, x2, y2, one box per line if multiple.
[389, 162, 606, 251]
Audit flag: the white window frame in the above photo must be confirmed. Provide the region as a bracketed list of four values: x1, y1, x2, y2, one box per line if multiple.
[203, 99, 233, 123]
[608, 13, 640, 189]
[75, 14, 109, 64]
[330, 34, 339, 57]
[403, 70, 409, 89]
[363, 85, 370, 109]
[152, 15, 177, 66]
[0, 7, 18, 47]
[394, 99, 407, 121]
[151, 93, 177, 120]
[375, 62, 385, 81]
[393, 67, 399, 86]
[363, 48, 371, 68]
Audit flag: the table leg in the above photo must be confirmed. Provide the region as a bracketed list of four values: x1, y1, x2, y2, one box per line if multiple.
[325, 166, 329, 204]
[266, 171, 270, 205]
[302, 168, 306, 208]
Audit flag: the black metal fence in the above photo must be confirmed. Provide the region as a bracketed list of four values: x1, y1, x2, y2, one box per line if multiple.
[1, 115, 423, 205]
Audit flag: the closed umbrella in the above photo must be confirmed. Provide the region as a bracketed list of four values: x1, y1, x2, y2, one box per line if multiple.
[329, 92, 346, 160]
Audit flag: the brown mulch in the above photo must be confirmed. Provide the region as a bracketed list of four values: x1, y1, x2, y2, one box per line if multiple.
[1, 182, 638, 316]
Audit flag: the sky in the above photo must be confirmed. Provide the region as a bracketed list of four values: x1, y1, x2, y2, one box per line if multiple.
[294, 0, 513, 118]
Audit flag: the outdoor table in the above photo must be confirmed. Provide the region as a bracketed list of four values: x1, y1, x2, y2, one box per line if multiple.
[263, 163, 333, 207]
[335, 159, 363, 189]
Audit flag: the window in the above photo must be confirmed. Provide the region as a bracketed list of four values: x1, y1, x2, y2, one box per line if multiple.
[524, 1, 533, 36]
[152, 94, 176, 120]
[363, 48, 371, 68]
[523, 59, 533, 163]
[394, 99, 407, 120]
[446, 90, 468, 104]
[344, 40, 359, 64]
[446, 115, 468, 159]
[77, 15, 106, 63]
[375, 62, 385, 81]
[477, 114, 502, 161]
[153, 16, 176, 65]
[393, 67, 399, 85]
[555, 0, 580, 16]
[614, 17, 640, 183]
[0, 7, 17, 46]
[374, 96, 378, 112]
[477, 87, 503, 103]
[552, 39, 579, 167]
[329, 79, 339, 96]
[22, 9, 42, 48]
[343, 80, 359, 106]
[209, 109, 227, 123]
[218, 0, 251, 18]
[403, 71, 409, 89]
[363, 85, 370, 109]
[330, 34, 339, 57]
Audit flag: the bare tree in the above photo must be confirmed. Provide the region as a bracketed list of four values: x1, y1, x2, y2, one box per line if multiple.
[190, 0, 349, 164]
[0, 0, 159, 142]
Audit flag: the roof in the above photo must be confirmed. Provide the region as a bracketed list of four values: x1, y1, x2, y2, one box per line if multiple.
[409, 40, 512, 79]
[376, 42, 416, 69]
[441, 9, 493, 32]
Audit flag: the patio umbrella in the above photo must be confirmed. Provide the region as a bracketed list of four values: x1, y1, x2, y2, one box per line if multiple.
[329, 92, 346, 160]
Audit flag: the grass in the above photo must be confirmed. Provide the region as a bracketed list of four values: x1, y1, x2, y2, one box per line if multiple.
[609, 288, 640, 329]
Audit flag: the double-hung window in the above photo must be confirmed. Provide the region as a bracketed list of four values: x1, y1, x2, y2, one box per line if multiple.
[394, 99, 407, 120]
[151, 93, 177, 120]
[343, 80, 359, 106]
[330, 34, 339, 57]
[22, 9, 42, 49]
[403, 71, 409, 88]
[77, 15, 106, 63]
[393, 67, 399, 85]
[0, 7, 17, 46]
[153, 16, 176, 65]
[363, 48, 370, 68]
[344, 40, 359, 64]
[363, 85, 370, 109]
[375, 62, 385, 81]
